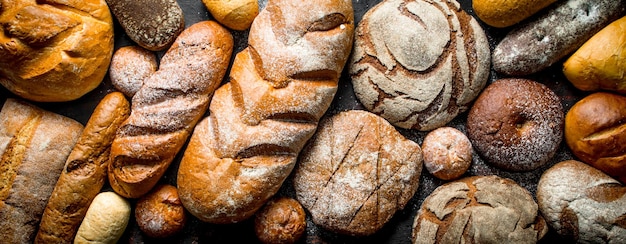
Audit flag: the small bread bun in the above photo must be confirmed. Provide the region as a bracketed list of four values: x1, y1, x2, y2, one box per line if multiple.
[75, 192, 130, 244]
[473, 0, 556, 28]
[565, 92, 626, 183]
[422, 127, 472, 180]
[110, 46, 157, 97]
[254, 197, 306, 244]
[203, 0, 259, 30]
[135, 184, 187, 238]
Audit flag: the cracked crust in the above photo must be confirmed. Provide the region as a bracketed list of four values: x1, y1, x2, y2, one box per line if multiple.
[293, 110, 423, 236]
[422, 127, 472, 180]
[466, 78, 564, 172]
[537, 160, 626, 243]
[412, 175, 548, 244]
[135, 184, 187, 238]
[254, 197, 306, 244]
[349, 0, 490, 131]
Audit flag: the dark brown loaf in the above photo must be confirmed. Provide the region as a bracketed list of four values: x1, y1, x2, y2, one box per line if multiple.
[105, 0, 184, 51]
[0, 98, 83, 243]
[177, 0, 355, 224]
[135, 184, 187, 238]
[0, 0, 114, 102]
[34, 92, 130, 244]
[108, 21, 233, 199]
[565, 92, 626, 183]
[349, 0, 490, 131]
[492, 0, 626, 76]
[537, 160, 626, 242]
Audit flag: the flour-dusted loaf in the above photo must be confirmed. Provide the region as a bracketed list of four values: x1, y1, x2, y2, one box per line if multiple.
[110, 46, 158, 97]
[105, 0, 184, 51]
[0, 98, 83, 243]
[108, 21, 233, 199]
[349, 0, 490, 131]
[492, 0, 626, 76]
[35, 92, 130, 244]
[412, 175, 548, 243]
[177, 0, 355, 224]
[537, 160, 626, 243]
[293, 110, 423, 236]
[0, 0, 114, 102]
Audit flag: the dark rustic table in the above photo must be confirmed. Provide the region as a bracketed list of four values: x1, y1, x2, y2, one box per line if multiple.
[0, 0, 591, 243]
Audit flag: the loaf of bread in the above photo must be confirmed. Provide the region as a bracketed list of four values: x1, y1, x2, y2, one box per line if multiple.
[74, 192, 131, 244]
[537, 160, 626, 243]
[203, 0, 259, 31]
[105, 0, 184, 51]
[563, 16, 626, 94]
[0, 0, 114, 102]
[108, 21, 234, 199]
[472, 0, 556, 28]
[492, 0, 626, 76]
[35, 92, 130, 244]
[177, 0, 355, 224]
[565, 92, 626, 183]
[110, 46, 157, 97]
[0, 98, 83, 243]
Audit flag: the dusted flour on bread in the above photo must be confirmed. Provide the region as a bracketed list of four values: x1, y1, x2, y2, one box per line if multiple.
[177, 0, 355, 224]
[349, 0, 490, 131]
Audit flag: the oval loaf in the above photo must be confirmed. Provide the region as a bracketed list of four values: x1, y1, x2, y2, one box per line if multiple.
[472, 0, 557, 28]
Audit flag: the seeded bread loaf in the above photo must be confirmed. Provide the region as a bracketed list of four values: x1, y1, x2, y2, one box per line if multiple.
[177, 0, 355, 224]
[0, 98, 83, 243]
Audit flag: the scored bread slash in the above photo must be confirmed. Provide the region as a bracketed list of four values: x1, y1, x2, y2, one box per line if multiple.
[105, 0, 185, 51]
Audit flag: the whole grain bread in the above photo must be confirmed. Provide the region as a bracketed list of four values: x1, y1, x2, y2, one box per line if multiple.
[0, 98, 83, 243]
[108, 21, 233, 199]
[176, 0, 355, 224]
[35, 92, 130, 244]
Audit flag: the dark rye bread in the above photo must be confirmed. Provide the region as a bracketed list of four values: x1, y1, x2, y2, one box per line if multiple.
[106, 0, 184, 51]
[412, 175, 548, 243]
[466, 79, 564, 172]
[349, 0, 490, 131]
[293, 110, 423, 236]
[537, 160, 626, 243]
[0, 99, 83, 243]
[493, 0, 626, 76]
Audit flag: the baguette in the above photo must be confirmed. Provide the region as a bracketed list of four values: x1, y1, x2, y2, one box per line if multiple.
[492, 0, 626, 76]
[0, 98, 83, 243]
[108, 21, 233, 199]
[35, 92, 130, 244]
[177, 0, 355, 223]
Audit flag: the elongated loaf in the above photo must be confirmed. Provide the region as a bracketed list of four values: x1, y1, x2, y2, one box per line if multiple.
[0, 98, 83, 243]
[108, 21, 234, 199]
[177, 0, 355, 224]
[35, 92, 130, 244]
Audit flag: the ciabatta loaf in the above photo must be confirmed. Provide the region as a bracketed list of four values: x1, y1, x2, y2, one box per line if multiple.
[177, 0, 355, 223]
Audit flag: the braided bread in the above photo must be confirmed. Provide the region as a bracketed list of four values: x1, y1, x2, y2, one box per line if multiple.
[108, 21, 234, 198]
[177, 0, 355, 223]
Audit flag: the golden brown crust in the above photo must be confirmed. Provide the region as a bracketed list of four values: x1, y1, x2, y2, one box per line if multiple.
[472, 0, 556, 28]
[565, 92, 626, 183]
[203, 0, 259, 31]
[135, 184, 187, 238]
[108, 21, 233, 199]
[177, 0, 355, 224]
[0, 0, 114, 102]
[0, 98, 83, 243]
[34, 92, 130, 244]
[254, 197, 306, 244]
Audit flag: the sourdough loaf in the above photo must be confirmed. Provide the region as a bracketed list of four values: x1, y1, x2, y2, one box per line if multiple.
[108, 21, 233, 198]
[0, 0, 114, 102]
[177, 0, 355, 223]
[0, 98, 83, 243]
[35, 92, 130, 244]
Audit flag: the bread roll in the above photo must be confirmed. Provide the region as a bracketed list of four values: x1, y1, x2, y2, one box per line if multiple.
[421, 127, 472, 180]
[203, 0, 259, 31]
[0, 98, 83, 243]
[135, 184, 187, 238]
[105, 0, 184, 51]
[254, 197, 306, 244]
[565, 92, 626, 183]
[177, 0, 355, 224]
[563, 16, 626, 94]
[492, 0, 626, 76]
[108, 21, 233, 199]
[110, 46, 157, 97]
[472, 0, 556, 28]
[74, 192, 131, 244]
[0, 0, 114, 102]
[349, 0, 490, 131]
[537, 160, 626, 242]
[35, 92, 130, 244]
